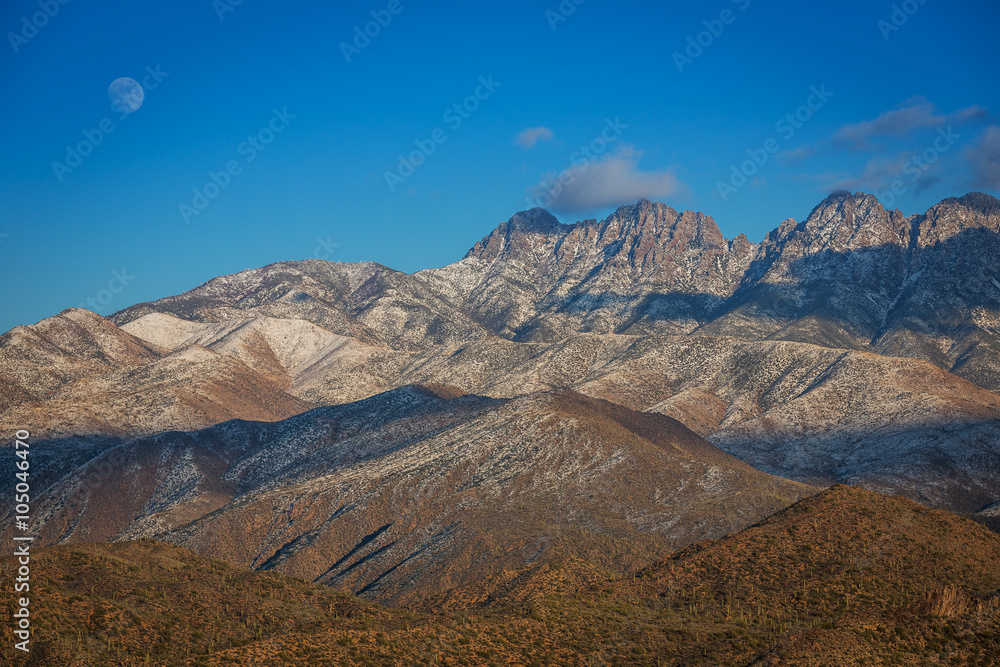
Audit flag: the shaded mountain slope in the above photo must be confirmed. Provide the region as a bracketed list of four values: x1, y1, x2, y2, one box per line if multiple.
[705, 192, 1000, 392]
[291, 332, 1000, 512]
[24, 386, 814, 606]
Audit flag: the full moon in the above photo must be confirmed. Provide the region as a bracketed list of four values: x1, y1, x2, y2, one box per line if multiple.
[108, 77, 144, 114]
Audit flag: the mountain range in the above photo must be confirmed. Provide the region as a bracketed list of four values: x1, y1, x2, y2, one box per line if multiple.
[3, 191, 1000, 624]
[107, 190, 1000, 391]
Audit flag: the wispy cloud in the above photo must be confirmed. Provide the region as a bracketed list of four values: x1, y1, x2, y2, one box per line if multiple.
[827, 154, 910, 191]
[516, 126, 555, 148]
[779, 99, 990, 198]
[966, 126, 1000, 190]
[776, 144, 816, 164]
[531, 147, 688, 212]
[831, 97, 985, 149]
[824, 155, 941, 195]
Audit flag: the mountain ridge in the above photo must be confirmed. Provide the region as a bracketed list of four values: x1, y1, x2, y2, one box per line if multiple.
[18, 384, 815, 606]
[104, 191, 1000, 392]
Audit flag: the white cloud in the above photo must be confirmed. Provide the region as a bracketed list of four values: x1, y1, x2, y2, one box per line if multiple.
[530, 147, 688, 212]
[516, 126, 554, 148]
[776, 144, 816, 164]
[827, 154, 910, 191]
[831, 97, 986, 149]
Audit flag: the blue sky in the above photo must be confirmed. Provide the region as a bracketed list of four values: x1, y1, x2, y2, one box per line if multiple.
[2, 0, 999, 332]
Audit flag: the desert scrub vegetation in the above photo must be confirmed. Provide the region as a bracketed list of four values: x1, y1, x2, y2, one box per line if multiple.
[2, 486, 999, 665]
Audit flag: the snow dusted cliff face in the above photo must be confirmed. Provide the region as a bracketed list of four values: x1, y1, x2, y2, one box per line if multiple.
[708, 192, 1000, 381]
[878, 193, 1000, 389]
[702, 192, 914, 344]
[448, 191, 1000, 391]
[464, 201, 752, 299]
[105, 191, 1000, 391]
[455, 200, 756, 339]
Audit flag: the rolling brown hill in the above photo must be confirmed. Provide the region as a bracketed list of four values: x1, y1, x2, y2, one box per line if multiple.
[0, 309, 314, 440]
[0, 308, 162, 409]
[4, 485, 998, 666]
[24, 386, 814, 607]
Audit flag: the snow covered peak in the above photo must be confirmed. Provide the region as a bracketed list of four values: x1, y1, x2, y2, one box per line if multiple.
[791, 190, 908, 252]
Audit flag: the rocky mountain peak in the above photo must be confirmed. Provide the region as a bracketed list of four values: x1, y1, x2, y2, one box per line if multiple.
[507, 207, 566, 234]
[916, 191, 1000, 247]
[467, 200, 746, 270]
[608, 197, 664, 220]
[950, 191, 1000, 215]
[729, 232, 754, 254]
[788, 190, 909, 251]
[806, 190, 885, 225]
[465, 209, 570, 262]
[599, 199, 726, 250]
